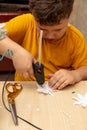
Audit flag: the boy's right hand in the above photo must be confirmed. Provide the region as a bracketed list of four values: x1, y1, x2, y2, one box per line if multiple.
[0, 36, 35, 78]
[12, 47, 35, 78]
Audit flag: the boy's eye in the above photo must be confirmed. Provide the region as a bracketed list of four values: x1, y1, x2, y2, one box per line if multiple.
[55, 29, 62, 32]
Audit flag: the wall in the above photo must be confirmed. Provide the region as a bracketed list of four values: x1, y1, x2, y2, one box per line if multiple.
[70, 0, 87, 40]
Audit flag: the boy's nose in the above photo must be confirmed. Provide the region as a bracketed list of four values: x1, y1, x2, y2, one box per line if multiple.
[46, 32, 55, 39]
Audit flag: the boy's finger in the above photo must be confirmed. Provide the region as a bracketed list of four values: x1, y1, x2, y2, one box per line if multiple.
[48, 74, 54, 79]
[23, 72, 29, 78]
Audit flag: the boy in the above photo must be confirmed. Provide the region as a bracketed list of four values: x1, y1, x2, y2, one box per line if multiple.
[0, 0, 87, 90]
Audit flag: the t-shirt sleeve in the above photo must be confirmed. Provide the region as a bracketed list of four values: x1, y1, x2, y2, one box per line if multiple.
[72, 37, 87, 69]
[4, 14, 33, 45]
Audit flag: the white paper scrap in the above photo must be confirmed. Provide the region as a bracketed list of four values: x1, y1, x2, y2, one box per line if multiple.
[36, 82, 54, 96]
[72, 92, 87, 107]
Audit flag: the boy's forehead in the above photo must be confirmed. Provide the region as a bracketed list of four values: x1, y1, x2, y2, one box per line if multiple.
[36, 18, 69, 31]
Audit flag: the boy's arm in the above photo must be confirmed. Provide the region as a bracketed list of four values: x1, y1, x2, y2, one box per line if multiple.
[75, 66, 87, 78]
[48, 66, 87, 90]
[0, 36, 34, 78]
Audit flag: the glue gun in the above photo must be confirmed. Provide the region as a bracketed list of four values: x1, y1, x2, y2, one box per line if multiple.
[33, 62, 45, 85]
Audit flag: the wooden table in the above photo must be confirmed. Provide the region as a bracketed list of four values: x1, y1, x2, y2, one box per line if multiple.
[0, 81, 87, 130]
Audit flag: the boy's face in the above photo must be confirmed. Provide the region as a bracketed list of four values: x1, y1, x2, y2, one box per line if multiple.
[36, 18, 69, 43]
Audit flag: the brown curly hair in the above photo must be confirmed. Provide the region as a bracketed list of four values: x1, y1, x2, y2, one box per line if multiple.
[29, 0, 74, 25]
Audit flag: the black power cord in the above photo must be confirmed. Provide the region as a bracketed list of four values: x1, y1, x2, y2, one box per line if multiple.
[2, 71, 43, 130]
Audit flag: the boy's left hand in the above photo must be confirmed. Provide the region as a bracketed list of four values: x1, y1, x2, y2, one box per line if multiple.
[48, 69, 80, 90]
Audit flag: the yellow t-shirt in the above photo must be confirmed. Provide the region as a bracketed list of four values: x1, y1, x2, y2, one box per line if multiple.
[4, 13, 87, 81]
